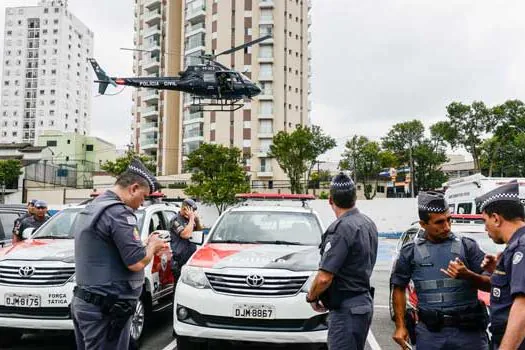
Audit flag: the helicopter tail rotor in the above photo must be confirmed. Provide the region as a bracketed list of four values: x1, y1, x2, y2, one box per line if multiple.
[88, 58, 117, 95]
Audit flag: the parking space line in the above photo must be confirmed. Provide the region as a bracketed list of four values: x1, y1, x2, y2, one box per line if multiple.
[161, 339, 177, 350]
[367, 330, 382, 350]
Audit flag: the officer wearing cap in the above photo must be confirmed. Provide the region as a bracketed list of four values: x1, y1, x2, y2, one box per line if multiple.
[391, 191, 489, 350]
[16, 200, 49, 239]
[475, 180, 525, 349]
[12, 199, 37, 242]
[169, 198, 203, 281]
[71, 159, 167, 350]
[306, 172, 378, 350]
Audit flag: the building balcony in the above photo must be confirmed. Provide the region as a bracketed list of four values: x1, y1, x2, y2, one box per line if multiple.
[144, 0, 161, 10]
[259, 16, 274, 25]
[259, 0, 274, 8]
[144, 10, 161, 26]
[141, 138, 158, 150]
[143, 25, 161, 38]
[257, 132, 274, 138]
[308, 14, 312, 27]
[258, 92, 273, 100]
[143, 59, 160, 73]
[186, 6, 206, 23]
[185, 22, 206, 37]
[141, 122, 158, 134]
[143, 91, 160, 104]
[142, 106, 159, 118]
[256, 149, 271, 157]
[308, 0, 312, 10]
[183, 117, 205, 125]
[257, 170, 273, 177]
[183, 135, 204, 143]
[258, 113, 274, 120]
[258, 73, 273, 81]
[258, 56, 274, 63]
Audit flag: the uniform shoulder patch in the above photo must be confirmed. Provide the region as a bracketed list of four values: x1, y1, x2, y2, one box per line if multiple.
[513, 251, 523, 265]
[133, 227, 140, 241]
[126, 215, 137, 225]
[324, 241, 332, 253]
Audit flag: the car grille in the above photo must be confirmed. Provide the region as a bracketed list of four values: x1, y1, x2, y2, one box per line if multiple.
[205, 272, 309, 297]
[0, 306, 70, 319]
[0, 264, 75, 286]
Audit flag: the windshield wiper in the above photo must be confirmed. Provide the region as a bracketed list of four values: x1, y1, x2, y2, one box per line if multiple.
[254, 240, 303, 245]
[210, 239, 252, 244]
[34, 235, 72, 239]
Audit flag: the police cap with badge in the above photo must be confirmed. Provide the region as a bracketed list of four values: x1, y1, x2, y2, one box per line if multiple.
[475, 180, 521, 213]
[330, 172, 355, 193]
[126, 158, 160, 194]
[418, 191, 448, 217]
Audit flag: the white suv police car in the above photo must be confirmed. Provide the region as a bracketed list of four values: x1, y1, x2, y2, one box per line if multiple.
[174, 194, 328, 349]
[0, 200, 178, 347]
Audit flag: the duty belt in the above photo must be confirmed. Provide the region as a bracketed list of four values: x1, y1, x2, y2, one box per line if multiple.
[73, 286, 106, 306]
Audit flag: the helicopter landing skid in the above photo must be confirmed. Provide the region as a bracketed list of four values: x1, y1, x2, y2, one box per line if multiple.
[189, 97, 245, 112]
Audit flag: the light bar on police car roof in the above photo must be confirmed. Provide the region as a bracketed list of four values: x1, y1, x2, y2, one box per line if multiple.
[235, 193, 315, 200]
[148, 191, 166, 198]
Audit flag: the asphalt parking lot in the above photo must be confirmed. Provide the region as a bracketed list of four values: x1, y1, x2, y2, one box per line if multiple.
[4, 238, 400, 350]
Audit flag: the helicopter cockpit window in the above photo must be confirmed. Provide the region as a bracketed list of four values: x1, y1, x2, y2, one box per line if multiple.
[203, 72, 216, 83]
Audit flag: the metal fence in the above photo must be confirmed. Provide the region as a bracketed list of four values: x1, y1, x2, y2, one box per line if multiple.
[25, 161, 78, 188]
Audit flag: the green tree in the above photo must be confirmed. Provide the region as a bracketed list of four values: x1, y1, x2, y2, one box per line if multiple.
[101, 150, 156, 177]
[412, 141, 448, 191]
[382, 120, 425, 197]
[184, 143, 250, 214]
[440, 101, 493, 171]
[339, 135, 369, 183]
[0, 160, 23, 203]
[269, 125, 336, 194]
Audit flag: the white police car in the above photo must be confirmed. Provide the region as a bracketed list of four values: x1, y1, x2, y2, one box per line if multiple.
[0, 200, 178, 347]
[173, 194, 328, 349]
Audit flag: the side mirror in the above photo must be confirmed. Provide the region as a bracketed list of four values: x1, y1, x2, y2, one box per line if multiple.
[189, 231, 204, 246]
[22, 227, 35, 240]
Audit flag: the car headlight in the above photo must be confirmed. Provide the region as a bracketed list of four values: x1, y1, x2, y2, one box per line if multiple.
[301, 272, 317, 292]
[68, 274, 76, 283]
[180, 266, 210, 289]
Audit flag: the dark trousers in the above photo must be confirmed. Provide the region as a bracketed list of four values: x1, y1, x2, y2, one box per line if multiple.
[327, 300, 373, 350]
[416, 322, 489, 350]
[71, 296, 133, 350]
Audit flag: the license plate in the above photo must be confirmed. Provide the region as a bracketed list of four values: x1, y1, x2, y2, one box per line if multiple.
[233, 304, 275, 319]
[4, 294, 41, 308]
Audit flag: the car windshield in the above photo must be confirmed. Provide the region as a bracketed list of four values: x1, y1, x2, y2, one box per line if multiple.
[457, 231, 505, 255]
[209, 211, 322, 246]
[32, 208, 145, 239]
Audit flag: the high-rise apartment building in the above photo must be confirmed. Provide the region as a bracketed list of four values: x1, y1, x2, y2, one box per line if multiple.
[0, 0, 94, 145]
[133, 0, 312, 183]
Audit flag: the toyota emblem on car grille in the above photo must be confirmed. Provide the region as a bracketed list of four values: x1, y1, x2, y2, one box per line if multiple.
[246, 274, 265, 288]
[19, 266, 35, 277]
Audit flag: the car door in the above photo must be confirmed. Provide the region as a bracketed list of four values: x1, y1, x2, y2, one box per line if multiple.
[0, 211, 24, 246]
[147, 210, 174, 296]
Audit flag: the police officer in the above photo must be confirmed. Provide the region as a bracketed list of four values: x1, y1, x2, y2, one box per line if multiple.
[475, 180, 525, 349]
[12, 199, 36, 242]
[170, 198, 203, 281]
[391, 191, 489, 350]
[306, 172, 378, 350]
[71, 159, 167, 350]
[17, 200, 49, 239]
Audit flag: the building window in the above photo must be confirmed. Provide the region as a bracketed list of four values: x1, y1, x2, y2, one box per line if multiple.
[86, 144, 94, 151]
[67, 139, 71, 144]
[46, 140, 57, 146]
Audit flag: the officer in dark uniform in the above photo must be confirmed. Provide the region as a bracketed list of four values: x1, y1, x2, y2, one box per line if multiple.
[391, 191, 489, 350]
[170, 198, 203, 281]
[306, 173, 378, 350]
[17, 200, 49, 239]
[12, 199, 36, 242]
[475, 180, 525, 349]
[71, 159, 167, 350]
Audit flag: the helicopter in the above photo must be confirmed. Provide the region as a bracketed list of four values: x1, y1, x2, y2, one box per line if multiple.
[88, 35, 272, 112]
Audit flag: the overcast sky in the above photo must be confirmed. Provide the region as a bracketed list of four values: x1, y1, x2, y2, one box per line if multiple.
[2, 1, 525, 161]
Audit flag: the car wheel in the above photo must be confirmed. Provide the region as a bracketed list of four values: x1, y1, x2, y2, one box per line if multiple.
[0, 328, 23, 347]
[177, 336, 207, 350]
[130, 296, 147, 344]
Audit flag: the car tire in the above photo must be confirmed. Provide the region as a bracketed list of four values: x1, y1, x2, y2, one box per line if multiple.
[0, 328, 23, 347]
[177, 336, 207, 350]
[130, 293, 150, 345]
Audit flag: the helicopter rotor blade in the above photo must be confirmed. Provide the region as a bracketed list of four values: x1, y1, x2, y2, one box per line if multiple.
[215, 34, 272, 57]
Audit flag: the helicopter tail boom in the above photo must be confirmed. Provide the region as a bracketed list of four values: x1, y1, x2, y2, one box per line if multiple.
[88, 58, 117, 95]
